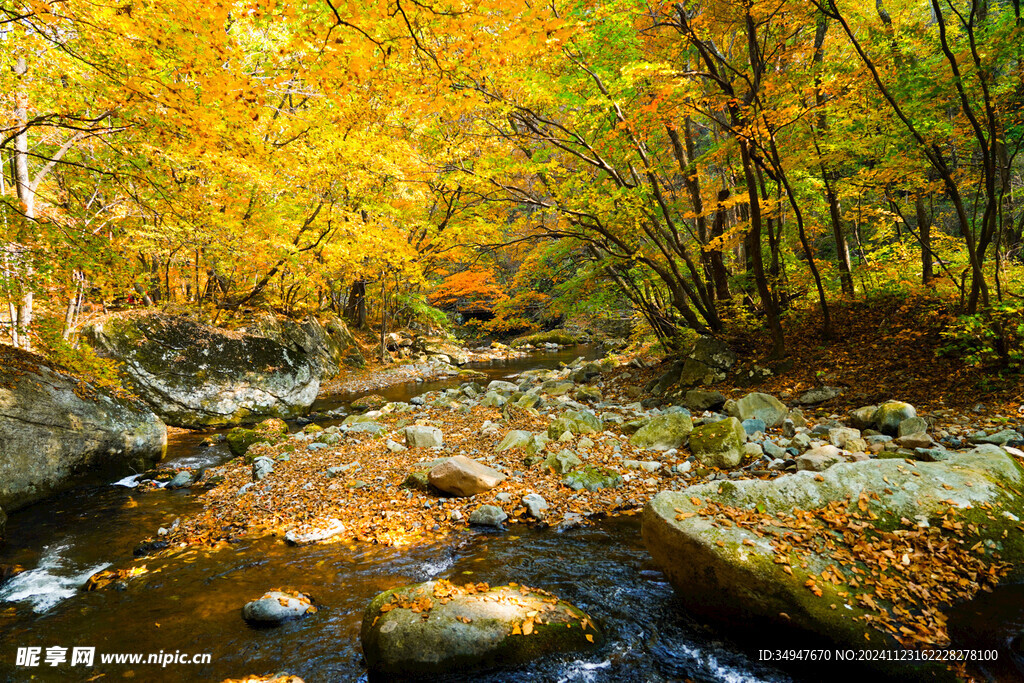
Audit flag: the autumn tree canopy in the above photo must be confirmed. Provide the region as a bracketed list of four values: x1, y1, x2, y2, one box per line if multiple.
[2, 0, 1022, 359]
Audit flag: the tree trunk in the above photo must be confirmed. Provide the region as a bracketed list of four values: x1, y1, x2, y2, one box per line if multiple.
[12, 57, 33, 349]
[916, 195, 934, 285]
[345, 280, 367, 329]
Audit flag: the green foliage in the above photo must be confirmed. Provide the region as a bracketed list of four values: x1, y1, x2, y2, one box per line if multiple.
[33, 316, 123, 392]
[396, 292, 451, 332]
[940, 303, 1024, 370]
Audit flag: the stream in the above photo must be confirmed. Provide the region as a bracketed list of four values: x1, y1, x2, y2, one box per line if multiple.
[0, 348, 1021, 682]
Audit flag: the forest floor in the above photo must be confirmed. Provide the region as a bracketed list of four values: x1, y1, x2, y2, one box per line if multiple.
[724, 293, 1023, 417]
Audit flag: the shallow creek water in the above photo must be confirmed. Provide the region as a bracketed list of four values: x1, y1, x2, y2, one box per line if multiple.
[0, 349, 1021, 682]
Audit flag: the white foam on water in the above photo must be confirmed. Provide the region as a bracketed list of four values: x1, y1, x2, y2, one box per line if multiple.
[0, 544, 110, 613]
[111, 473, 142, 488]
[671, 642, 771, 683]
[557, 659, 611, 682]
[417, 553, 455, 579]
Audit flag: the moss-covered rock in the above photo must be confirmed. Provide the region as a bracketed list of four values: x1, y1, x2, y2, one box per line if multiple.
[562, 466, 622, 492]
[250, 313, 364, 377]
[226, 418, 288, 458]
[510, 329, 577, 348]
[544, 449, 582, 474]
[688, 417, 746, 468]
[85, 313, 319, 428]
[546, 410, 602, 439]
[873, 400, 917, 436]
[361, 580, 600, 678]
[351, 394, 387, 413]
[643, 451, 1024, 675]
[629, 413, 693, 451]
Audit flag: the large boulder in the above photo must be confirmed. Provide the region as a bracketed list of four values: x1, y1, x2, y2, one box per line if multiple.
[689, 336, 737, 371]
[361, 580, 600, 678]
[629, 413, 693, 451]
[643, 451, 1024, 665]
[734, 392, 788, 427]
[0, 345, 167, 512]
[687, 417, 746, 468]
[250, 313, 364, 376]
[85, 313, 319, 428]
[873, 401, 917, 436]
[428, 456, 506, 497]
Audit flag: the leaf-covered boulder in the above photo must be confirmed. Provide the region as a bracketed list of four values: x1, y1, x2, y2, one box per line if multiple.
[643, 450, 1024, 669]
[242, 590, 317, 625]
[0, 345, 167, 513]
[85, 313, 319, 428]
[361, 580, 600, 678]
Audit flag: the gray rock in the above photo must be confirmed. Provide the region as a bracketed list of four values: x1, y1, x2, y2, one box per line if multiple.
[790, 433, 812, 451]
[828, 427, 863, 450]
[684, 389, 727, 412]
[468, 504, 507, 526]
[522, 493, 549, 519]
[84, 314, 320, 428]
[849, 405, 878, 430]
[242, 590, 316, 625]
[429, 456, 506, 497]
[480, 391, 508, 408]
[405, 425, 444, 448]
[763, 441, 787, 459]
[735, 392, 788, 427]
[344, 421, 387, 435]
[562, 467, 623, 492]
[252, 456, 274, 481]
[915, 448, 952, 462]
[797, 386, 843, 405]
[690, 336, 737, 371]
[971, 429, 1022, 446]
[0, 347, 167, 512]
[546, 410, 602, 439]
[486, 380, 519, 393]
[795, 445, 843, 471]
[495, 430, 534, 452]
[361, 581, 600, 677]
[742, 443, 764, 459]
[896, 432, 933, 450]
[741, 418, 765, 436]
[897, 417, 929, 437]
[166, 470, 193, 489]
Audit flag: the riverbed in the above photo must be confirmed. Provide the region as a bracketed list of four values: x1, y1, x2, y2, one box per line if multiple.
[0, 348, 1020, 682]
